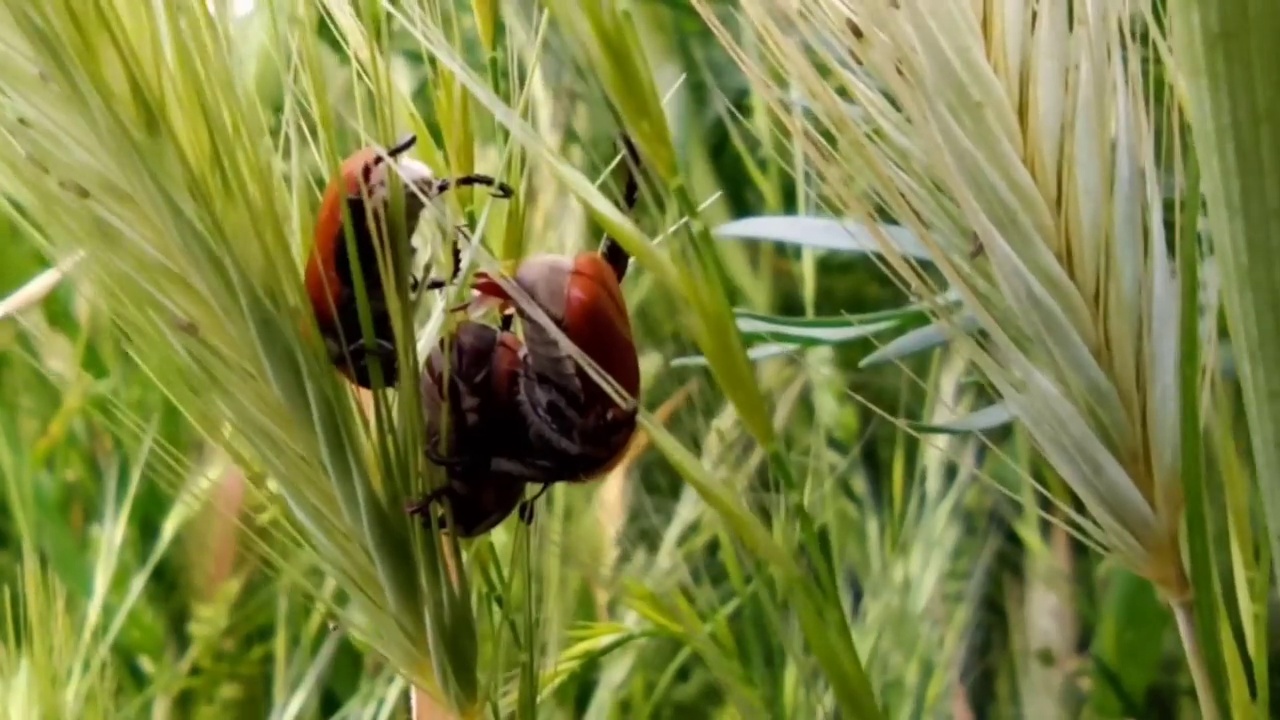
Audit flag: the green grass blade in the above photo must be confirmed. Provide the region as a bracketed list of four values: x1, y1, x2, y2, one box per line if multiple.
[1169, 0, 1280, 582]
[641, 414, 883, 720]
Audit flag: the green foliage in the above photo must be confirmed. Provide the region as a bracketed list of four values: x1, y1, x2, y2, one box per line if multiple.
[0, 0, 1273, 718]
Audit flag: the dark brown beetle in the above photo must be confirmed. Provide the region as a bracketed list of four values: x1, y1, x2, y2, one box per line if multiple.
[407, 319, 532, 537]
[408, 136, 643, 536]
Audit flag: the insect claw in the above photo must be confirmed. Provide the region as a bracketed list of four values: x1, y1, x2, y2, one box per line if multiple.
[514, 482, 549, 525]
[405, 487, 445, 516]
[336, 337, 396, 368]
[406, 492, 454, 532]
[424, 445, 468, 469]
[517, 501, 536, 525]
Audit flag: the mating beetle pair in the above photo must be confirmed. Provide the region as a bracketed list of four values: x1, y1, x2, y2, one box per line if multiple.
[303, 133, 642, 537]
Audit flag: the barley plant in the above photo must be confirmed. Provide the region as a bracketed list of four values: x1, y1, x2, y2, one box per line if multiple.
[0, 0, 1276, 718]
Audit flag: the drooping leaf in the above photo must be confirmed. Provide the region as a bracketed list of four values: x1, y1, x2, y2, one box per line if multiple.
[859, 314, 982, 368]
[735, 315, 901, 345]
[733, 307, 919, 336]
[910, 402, 1014, 435]
[714, 216, 936, 261]
[670, 316, 900, 368]
[669, 342, 799, 368]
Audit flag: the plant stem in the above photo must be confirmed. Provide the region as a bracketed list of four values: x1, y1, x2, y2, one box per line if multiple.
[1171, 598, 1220, 720]
[412, 686, 460, 720]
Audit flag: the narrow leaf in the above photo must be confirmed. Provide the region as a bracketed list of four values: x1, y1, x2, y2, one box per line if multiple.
[859, 314, 982, 368]
[910, 402, 1014, 435]
[714, 216, 936, 261]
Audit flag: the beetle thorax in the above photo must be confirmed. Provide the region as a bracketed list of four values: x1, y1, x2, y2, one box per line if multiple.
[513, 254, 575, 324]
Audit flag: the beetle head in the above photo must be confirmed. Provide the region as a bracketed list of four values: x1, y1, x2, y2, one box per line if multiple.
[336, 134, 437, 232]
[472, 252, 640, 401]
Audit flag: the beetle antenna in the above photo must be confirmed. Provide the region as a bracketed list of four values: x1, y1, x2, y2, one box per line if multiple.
[436, 174, 516, 199]
[367, 134, 419, 173]
[600, 134, 642, 283]
[387, 133, 418, 157]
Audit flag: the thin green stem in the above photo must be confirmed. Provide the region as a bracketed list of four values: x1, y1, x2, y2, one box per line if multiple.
[1172, 598, 1221, 720]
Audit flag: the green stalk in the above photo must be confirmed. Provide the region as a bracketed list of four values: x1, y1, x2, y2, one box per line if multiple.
[1172, 599, 1220, 720]
[1175, 143, 1229, 717]
[1169, 0, 1280, 581]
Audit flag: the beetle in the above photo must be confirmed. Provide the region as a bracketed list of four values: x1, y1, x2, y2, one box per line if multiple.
[304, 133, 514, 389]
[407, 319, 539, 537]
[409, 136, 644, 535]
[470, 135, 643, 486]
[470, 249, 641, 480]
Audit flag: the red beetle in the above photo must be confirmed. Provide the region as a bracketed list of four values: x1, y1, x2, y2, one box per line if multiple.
[409, 137, 643, 535]
[469, 249, 641, 481]
[304, 134, 513, 389]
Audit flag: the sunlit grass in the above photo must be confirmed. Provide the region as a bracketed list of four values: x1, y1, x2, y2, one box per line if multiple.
[693, 0, 1262, 717]
[0, 0, 1269, 718]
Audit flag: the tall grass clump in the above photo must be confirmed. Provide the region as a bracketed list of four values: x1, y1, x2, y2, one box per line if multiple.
[695, 1, 1256, 717]
[333, 2, 892, 716]
[14, 0, 1276, 716]
[0, 0, 889, 715]
[0, 233, 407, 718]
[0, 0, 516, 713]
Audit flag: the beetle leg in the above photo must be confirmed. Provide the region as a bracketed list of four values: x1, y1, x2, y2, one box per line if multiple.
[522, 479, 552, 517]
[435, 174, 516, 199]
[514, 364, 590, 456]
[411, 223, 471, 292]
[489, 456, 560, 482]
[405, 486, 456, 531]
[516, 483, 551, 525]
[513, 369, 638, 476]
[406, 483, 453, 518]
[423, 442, 469, 469]
[336, 336, 397, 368]
[423, 436, 514, 476]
